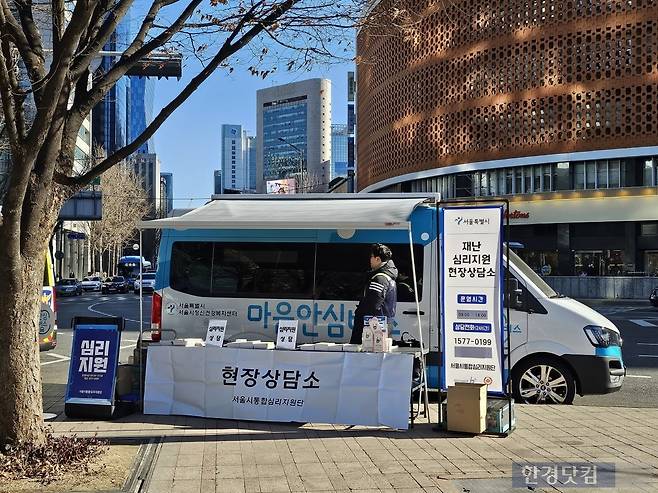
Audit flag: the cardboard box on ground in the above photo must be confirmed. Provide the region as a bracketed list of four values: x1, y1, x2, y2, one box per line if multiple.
[447, 383, 487, 434]
[445, 384, 515, 434]
[116, 364, 140, 398]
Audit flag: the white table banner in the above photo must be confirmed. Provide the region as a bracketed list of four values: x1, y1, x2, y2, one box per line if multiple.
[144, 346, 413, 429]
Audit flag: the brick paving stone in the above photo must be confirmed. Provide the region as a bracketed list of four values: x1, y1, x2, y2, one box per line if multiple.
[301, 475, 334, 490]
[245, 477, 261, 492]
[257, 463, 286, 477]
[171, 479, 201, 493]
[256, 453, 284, 465]
[151, 466, 176, 481]
[178, 454, 203, 467]
[258, 477, 291, 492]
[369, 473, 394, 490]
[340, 472, 379, 490]
[382, 472, 421, 489]
[217, 465, 246, 479]
[285, 474, 305, 492]
[174, 466, 202, 480]
[217, 478, 247, 493]
[375, 461, 408, 474]
[147, 479, 174, 493]
[327, 474, 350, 490]
[200, 479, 215, 493]
[335, 462, 367, 475]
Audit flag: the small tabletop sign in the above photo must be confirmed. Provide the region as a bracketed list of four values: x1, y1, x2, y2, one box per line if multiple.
[276, 320, 299, 350]
[206, 320, 227, 347]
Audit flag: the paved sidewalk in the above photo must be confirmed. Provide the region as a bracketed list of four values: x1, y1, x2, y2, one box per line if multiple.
[47, 404, 658, 492]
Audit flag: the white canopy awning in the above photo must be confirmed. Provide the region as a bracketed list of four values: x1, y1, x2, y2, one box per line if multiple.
[138, 195, 435, 230]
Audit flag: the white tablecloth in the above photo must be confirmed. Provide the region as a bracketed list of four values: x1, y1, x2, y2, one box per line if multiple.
[144, 346, 413, 429]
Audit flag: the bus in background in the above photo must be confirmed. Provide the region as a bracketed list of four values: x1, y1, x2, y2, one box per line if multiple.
[117, 255, 152, 289]
[40, 250, 57, 351]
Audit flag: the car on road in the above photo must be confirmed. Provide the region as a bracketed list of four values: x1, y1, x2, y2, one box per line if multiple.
[81, 276, 102, 292]
[102, 276, 128, 294]
[650, 288, 658, 307]
[134, 273, 156, 294]
[55, 278, 82, 297]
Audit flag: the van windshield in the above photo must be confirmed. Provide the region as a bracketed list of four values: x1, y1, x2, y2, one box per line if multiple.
[508, 248, 559, 298]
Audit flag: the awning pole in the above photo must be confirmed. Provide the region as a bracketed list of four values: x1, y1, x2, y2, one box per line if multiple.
[408, 225, 424, 351]
[139, 229, 143, 410]
[408, 224, 430, 423]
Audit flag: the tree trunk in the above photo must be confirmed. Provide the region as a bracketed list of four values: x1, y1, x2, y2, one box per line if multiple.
[0, 233, 50, 446]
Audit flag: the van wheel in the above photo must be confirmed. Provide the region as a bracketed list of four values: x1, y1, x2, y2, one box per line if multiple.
[512, 358, 576, 404]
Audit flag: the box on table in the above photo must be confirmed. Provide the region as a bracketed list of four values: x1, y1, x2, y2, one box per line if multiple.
[486, 397, 515, 434]
[447, 383, 487, 434]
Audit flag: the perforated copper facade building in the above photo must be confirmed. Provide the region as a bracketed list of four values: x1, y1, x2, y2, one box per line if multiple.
[356, 0, 658, 192]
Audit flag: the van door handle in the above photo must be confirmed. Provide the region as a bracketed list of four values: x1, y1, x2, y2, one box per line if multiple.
[402, 310, 425, 315]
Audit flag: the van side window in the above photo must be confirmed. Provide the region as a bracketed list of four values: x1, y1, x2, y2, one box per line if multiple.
[171, 242, 213, 297]
[315, 243, 423, 302]
[213, 243, 314, 299]
[504, 270, 547, 314]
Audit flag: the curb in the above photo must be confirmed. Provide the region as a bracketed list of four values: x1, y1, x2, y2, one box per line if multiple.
[122, 438, 160, 493]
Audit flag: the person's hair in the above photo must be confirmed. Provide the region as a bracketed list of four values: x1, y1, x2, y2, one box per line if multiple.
[371, 243, 392, 262]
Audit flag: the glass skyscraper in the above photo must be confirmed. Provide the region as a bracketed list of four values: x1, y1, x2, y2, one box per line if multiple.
[128, 77, 155, 154]
[331, 124, 349, 179]
[92, 17, 131, 156]
[160, 172, 173, 216]
[262, 96, 308, 181]
[92, 13, 155, 157]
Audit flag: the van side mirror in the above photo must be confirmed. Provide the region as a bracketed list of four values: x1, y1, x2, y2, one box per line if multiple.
[505, 279, 524, 310]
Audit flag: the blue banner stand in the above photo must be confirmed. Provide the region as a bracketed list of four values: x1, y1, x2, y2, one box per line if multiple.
[65, 316, 124, 419]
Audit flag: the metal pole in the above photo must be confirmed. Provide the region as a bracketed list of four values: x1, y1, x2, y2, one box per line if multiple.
[139, 229, 144, 410]
[408, 224, 430, 423]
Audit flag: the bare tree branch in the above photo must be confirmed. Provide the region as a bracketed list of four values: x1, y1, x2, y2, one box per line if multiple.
[61, 0, 303, 186]
[66, 0, 203, 133]
[51, 0, 65, 55]
[0, 0, 46, 88]
[0, 36, 20, 155]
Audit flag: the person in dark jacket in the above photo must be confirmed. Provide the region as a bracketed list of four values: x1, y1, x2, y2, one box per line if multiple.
[350, 244, 398, 344]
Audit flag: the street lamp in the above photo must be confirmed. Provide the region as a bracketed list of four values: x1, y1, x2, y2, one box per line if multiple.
[278, 137, 305, 193]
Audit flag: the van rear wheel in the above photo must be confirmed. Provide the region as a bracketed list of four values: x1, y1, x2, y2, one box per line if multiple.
[512, 358, 576, 404]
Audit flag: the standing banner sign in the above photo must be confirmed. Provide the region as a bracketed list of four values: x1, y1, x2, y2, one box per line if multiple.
[206, 319, 227, 347]
[440, 206, 504, 393]
[65, 316, 123, 418]
[276, 320, 298, 350]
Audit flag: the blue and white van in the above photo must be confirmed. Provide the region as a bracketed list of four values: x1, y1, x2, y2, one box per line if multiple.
[143, 194, 625, 404]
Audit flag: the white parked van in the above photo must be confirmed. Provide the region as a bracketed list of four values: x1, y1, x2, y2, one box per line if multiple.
[141, 194, 625, 404]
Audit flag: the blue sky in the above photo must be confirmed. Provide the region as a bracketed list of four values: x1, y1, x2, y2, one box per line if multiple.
[152, 61, 352, 208]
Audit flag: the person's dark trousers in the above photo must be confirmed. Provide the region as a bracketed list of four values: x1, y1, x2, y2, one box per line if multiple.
[350, 310, 364, 344]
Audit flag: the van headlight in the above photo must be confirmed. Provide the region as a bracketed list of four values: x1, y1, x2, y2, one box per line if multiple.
[583, 325, 622, 347]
